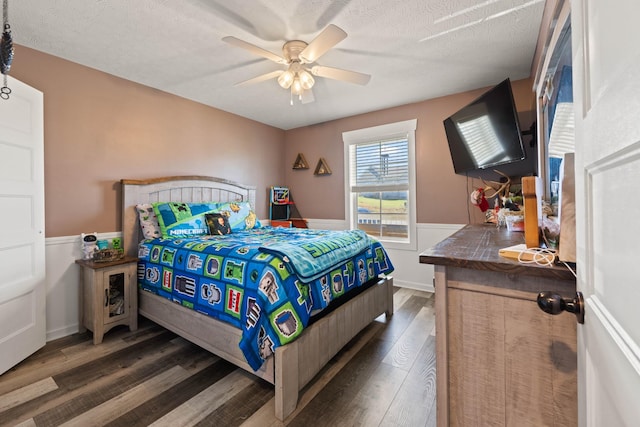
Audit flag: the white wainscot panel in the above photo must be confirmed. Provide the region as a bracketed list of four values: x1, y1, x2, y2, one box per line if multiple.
[44, 224, 462, 340]
[45, 232, 121, 341]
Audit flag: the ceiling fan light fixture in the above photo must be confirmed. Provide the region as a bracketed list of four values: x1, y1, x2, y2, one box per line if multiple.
[223, 25, 370, 105]
[299, 70, 314, 90]
[278, 69, 294, 89]
[291, 77, 303, 96]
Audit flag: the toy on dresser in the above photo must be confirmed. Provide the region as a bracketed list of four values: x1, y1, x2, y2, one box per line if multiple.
[81, 232, 98, 260]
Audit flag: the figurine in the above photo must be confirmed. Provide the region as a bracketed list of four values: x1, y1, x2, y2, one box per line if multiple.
[81, 232, 98, 260]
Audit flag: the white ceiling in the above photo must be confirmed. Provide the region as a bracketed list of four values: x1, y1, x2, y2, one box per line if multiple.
[9, 0, 545, 130]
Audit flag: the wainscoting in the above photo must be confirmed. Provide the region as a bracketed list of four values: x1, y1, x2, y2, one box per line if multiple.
[44, 232, 122, 341]
[43, 222, 461, 341]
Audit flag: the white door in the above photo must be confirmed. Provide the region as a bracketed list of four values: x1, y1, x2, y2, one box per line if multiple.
[572, 1, 640, 425]
[0, 76, 45, 375]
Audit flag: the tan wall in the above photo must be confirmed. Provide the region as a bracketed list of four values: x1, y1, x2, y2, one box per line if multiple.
[11, 45, 535, 235]
[11, 46, 285, 237]
[283, 78, 536, 225]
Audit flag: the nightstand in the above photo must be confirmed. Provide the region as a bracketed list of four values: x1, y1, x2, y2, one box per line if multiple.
[76, 256, 138, 344]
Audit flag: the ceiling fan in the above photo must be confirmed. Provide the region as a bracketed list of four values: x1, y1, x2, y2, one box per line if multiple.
[222, 24, 371, 104]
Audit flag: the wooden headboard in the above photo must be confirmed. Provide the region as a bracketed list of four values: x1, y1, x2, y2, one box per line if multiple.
[121, 176, 257, 257]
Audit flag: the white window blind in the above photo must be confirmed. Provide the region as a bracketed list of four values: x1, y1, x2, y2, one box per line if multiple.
[343, 119, 417, 250]
[350, 137, 409, 192]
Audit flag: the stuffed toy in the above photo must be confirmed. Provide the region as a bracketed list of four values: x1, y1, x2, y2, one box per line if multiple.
[470, 188, 489, 212]
[81, 232, 98, 260]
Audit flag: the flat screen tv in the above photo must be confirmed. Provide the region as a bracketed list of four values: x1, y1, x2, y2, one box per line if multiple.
[444, 78, 534, 180]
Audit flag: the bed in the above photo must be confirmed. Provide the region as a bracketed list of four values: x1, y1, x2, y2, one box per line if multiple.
[121, 176, 394, 420]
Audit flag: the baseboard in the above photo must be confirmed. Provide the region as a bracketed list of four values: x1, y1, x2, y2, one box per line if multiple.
[47, 324, 80, 342]
[393, 278, 435, 293]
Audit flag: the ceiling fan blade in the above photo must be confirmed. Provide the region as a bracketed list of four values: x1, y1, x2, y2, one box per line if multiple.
[311, 65, 371, 85]
[234, 70, 283, 86]
[222, 36, 287, 64]
[300, 88, 315, 104]
[300, 24, 347, 63]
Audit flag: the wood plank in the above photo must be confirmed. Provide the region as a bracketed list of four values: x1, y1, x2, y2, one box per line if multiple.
[104, 359, 238, 427]
[0, 377, 58, 412]
[419, 224, 575, 281]
[333, 361, 408, 426]
[240, 321, 385, 427]
[446, 266, 575, 297]
[0, 323, 165, 396]
[425, 398, 437, 427]
[522, 176, 540, 248]
[391, 287, 415, 311]
[192, 379, 273, 427]
[286, 287, 426, 426]
[53, 331, 177, 389]
[148, 370, 253, 426]
[381, 305, 435, 371]
[3, 334, 198, 426]
[138, 290, 275, 384]
[59, 365, 193, 427]
[12, 419, 36, 427]
[504, 298, 577, 426]
[377, 294, 432, 344]
[434, 266, 449, 427]
[287, 335, 395, 426]
[380, 335, 437, 427]
[274, 338, 299, 421]
[448, 288, 506, 426]
[18, 332, 91, 362]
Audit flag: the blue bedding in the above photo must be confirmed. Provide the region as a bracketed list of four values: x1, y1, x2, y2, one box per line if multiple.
[137, 227, 394, 370]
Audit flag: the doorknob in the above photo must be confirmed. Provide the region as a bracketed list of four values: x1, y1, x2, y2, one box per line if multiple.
[536, 291, 584, 324]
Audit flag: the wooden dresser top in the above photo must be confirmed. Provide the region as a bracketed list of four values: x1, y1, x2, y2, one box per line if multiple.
[419, 223, 576, 281]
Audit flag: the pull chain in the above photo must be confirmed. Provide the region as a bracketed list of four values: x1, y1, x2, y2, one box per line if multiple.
[0, 0, 13, 100]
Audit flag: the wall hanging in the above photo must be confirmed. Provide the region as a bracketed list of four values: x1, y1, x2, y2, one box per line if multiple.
[314, 158, 332, 176]
[292, 153, 309, 170]
[0, 0, 14, 99]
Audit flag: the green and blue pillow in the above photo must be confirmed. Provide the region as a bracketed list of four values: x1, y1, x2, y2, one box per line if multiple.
[151, 201, 261, 238]
[153, 202, 221, 237]
[216, 201, 261, 232]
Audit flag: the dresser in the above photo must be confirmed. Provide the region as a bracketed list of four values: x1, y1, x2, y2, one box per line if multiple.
[420, 224, 577, 427]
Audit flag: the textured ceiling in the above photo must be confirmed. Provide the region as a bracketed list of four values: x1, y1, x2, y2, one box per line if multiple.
[9, 0, 545, 130]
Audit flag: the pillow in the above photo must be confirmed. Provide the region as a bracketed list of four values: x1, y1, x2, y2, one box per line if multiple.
[215, 201, 261, 232]
[135, 203, 161, 239]
[205, 213, 232, 235]
[152, 202, 220, 238]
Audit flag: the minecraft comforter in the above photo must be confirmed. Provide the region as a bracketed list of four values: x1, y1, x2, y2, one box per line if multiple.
[137, 227, 394, 370]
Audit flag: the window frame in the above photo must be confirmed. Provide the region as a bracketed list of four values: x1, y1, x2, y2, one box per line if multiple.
[342, 119, 417, 251]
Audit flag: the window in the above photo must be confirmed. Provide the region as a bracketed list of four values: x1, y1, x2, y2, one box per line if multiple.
[343, 119, 417, 250]
[536, 9, 573, 208]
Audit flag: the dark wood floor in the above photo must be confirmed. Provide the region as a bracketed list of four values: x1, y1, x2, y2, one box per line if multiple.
[0, 288, 436, 427]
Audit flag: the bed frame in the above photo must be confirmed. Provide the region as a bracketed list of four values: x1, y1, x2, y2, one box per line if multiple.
[121, 176, 394, 420]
